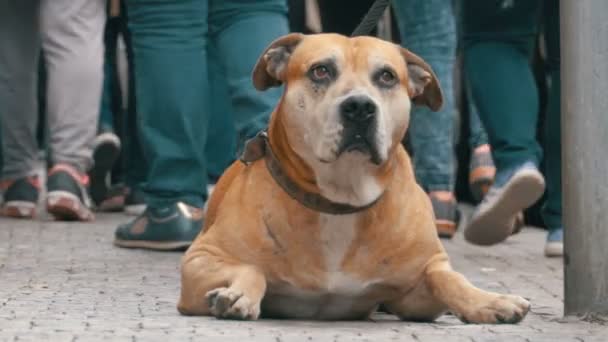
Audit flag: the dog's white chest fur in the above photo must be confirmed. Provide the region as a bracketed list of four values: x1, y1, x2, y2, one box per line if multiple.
[263, 214, 379, 319]
[319, 214, 364, 293]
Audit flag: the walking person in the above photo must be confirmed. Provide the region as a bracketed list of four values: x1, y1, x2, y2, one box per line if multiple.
[0, 0, 105, 221]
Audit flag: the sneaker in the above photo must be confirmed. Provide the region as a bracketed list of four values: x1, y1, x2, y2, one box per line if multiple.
[46, 164, 94, 221]
[429, 193, 460, 239]
[544, 227, 563, 257]
[464, 161, 545, 246]
[114, 202, 203, 250]
[469, 144, 496, 203]
[89, 130, 121, 205]
[124, 187, 146, 216]
[0, 176, 40, 218]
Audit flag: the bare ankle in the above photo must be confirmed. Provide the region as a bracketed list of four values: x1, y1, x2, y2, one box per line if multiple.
[429, 191, 455, 202]
[473, 144, 491, 155]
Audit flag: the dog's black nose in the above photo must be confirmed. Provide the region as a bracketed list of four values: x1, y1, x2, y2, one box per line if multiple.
[340, 95, 377, 123]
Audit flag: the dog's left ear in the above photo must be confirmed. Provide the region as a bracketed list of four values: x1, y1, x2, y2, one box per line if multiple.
[252, 33, 304, 91]
[400, 48, 443, 111]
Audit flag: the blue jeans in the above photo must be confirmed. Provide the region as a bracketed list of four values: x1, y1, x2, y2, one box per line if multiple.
[392, 0, 457, 192]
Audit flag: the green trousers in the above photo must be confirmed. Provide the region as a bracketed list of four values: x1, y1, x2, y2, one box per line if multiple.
[205, 39, 237, 181]
[462, 0, 561, 228]
[124, 0, 288, 208]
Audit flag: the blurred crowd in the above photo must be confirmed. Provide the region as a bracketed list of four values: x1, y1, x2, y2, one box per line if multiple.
[0, 0, 561, 257]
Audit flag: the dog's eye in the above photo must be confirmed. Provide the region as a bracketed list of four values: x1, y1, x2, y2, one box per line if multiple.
[311, 65, 331, 81]
[377, 69, 397, 87]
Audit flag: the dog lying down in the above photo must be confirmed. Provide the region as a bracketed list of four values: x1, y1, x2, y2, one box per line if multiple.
[178, 33, 530, 323]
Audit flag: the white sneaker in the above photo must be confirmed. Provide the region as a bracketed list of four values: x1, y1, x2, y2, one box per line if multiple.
[544, 228, 564, 257]
[465, 162, 545, 246]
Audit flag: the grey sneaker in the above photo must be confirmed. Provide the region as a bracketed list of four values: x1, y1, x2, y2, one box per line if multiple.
[89, 130, 121, 205]
[46, 164, 94, 221]
[0, 176, 40, 218]
[464, 161, 545, 246]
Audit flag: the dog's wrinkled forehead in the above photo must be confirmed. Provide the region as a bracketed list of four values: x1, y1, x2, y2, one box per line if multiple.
[252, 33, 443, 111]
[287, 35, 406, 83]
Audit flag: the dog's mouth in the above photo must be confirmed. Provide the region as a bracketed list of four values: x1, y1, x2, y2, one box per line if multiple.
[343, 134, 371, 153]
[337, 132, 382, 165]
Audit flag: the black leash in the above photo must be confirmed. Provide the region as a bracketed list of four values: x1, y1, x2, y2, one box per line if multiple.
[350, 0, 392, 37]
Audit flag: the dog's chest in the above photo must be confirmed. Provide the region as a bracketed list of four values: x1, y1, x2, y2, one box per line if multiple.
[263, 214, 381, 319]
[318, 214, 365, 292]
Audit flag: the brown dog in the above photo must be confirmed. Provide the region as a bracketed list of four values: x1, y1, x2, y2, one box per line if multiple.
[178, 33, 530, 323]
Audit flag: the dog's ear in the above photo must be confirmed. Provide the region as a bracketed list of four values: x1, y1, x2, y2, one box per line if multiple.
[400, 48, 443, 111]
[252, 33, 304, 91]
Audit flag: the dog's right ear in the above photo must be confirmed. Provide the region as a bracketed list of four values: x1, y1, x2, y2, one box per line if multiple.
[399, 48, 443, 112]
[252, 33, 304, 91]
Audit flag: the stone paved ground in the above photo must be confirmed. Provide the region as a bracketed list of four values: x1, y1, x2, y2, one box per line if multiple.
[1, 212, 606, 341]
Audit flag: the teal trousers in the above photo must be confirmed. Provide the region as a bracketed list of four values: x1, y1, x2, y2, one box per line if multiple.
[205, 39, 237, 182]
[125, 0, 288, 208]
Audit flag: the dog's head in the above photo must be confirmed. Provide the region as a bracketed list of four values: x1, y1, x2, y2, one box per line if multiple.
[253, 33, 443, 204]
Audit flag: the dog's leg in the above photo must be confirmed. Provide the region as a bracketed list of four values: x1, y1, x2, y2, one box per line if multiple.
[178, 250, 266, 320]
[423, 255, 530, 324]
[383, 279, 447, 322]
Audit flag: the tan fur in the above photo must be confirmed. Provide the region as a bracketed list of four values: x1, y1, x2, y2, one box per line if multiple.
[178, 34, 530, 323]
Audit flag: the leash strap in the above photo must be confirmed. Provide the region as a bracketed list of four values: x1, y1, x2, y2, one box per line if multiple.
[350, 0, 392, 37]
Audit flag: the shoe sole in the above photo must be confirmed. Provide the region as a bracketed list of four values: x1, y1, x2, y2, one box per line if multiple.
[544, 241, 564, 257]
[113, 238, 191, 251]
[47, 191, 94, 221]
[464, 169, 545, 246]
[1, 201, 36, 219]
[90, 134, 121, 205]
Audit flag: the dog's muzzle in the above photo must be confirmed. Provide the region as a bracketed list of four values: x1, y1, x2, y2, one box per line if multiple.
[337, 95, 382, 164]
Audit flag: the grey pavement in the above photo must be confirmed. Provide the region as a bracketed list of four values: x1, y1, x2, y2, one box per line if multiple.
[0, 212, 606, 341]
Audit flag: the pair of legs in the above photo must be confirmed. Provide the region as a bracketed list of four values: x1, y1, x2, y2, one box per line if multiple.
[114, 0, 289, 250]
[461, 0, 562, 255]
[393, 0, 499, 237]
[92, 4, 149, 215]
[97, 1, 244, 214]
[0, 0, 105, 220]
[90, 4, 127, 207]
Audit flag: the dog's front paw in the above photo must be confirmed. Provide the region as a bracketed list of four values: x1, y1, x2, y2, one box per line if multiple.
[205, 287, 260, 320]
[459, 294, 530, 324]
